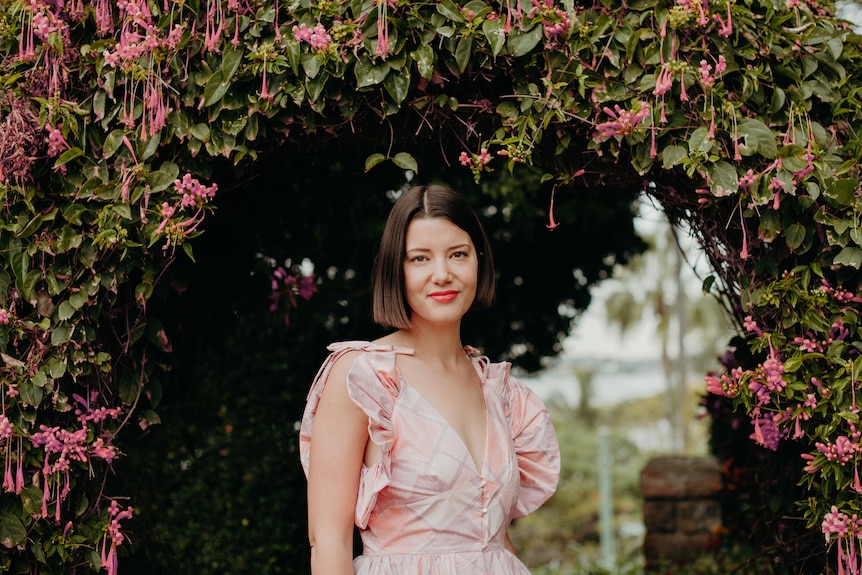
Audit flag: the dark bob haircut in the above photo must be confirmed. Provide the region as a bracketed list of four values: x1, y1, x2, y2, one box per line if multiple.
[372, 184, 496, 329]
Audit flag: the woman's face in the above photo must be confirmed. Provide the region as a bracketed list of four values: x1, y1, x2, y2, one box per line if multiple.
[402, 217, 478, 328]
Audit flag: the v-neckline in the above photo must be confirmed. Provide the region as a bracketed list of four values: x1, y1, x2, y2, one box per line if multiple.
[397, 358, 490, 473]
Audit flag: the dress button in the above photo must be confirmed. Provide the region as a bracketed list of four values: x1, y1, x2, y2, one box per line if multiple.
[481, 507, 488, 514]
[481, 479, 487, 486]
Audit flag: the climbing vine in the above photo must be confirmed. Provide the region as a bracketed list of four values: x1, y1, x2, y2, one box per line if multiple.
[2, 0, 862, 571]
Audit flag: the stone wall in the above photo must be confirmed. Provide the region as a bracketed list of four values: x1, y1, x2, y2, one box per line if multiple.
[640, 455, 723, 563]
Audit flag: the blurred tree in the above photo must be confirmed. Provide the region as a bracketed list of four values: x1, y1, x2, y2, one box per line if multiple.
[602, 207, 733, 454]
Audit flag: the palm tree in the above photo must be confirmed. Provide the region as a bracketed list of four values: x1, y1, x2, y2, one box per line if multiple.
[602, 201, 733, 453]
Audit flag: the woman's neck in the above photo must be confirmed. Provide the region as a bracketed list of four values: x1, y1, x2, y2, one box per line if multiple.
[388, 321, 465, 367]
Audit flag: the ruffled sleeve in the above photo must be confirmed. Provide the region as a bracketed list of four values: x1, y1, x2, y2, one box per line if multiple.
[299, 341, 411, 529]
[487, 361, 561, 519]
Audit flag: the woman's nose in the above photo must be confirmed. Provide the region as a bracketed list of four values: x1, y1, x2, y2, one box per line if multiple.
[432, 260, 452, 282]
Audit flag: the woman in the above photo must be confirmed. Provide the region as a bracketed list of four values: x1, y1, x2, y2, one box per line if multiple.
[300, 184, 560, 574]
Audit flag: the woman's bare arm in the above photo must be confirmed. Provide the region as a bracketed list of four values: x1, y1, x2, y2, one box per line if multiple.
[505, 532, 517, 555]
[307, 352, 368, 575]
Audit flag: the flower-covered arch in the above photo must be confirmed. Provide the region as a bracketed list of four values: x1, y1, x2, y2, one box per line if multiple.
[2, 0, 862, 572]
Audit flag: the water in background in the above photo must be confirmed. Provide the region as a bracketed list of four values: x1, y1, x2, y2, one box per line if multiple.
[521, 359, 667, 407]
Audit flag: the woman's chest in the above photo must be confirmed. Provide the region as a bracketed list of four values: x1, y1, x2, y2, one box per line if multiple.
[385, 386, 519, 495]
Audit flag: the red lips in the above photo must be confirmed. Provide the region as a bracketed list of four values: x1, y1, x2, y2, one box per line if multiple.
[429, 291, 458, 302]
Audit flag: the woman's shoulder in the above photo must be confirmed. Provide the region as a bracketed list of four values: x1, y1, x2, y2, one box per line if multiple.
[324, 339, 413, 368]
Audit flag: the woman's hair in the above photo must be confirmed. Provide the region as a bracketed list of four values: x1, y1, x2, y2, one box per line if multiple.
[372, 184, 496, 328]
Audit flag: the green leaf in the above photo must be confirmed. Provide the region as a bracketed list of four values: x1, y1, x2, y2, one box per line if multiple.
[354, 58, 390, 88]
[786, 223, 806, 250]
[57, 301, 75, 320]
[51, 323, 70, 345]
[0, 514, 27, 549]
[69, 290, 88, 310]
[21, 270, 40, 302]
[825, 178, 857, 206]
[833, 247, 862, 268]
[16, 214, 43, 238]
[507, 24, 542, 57]
[10, 252, 29, 284]
[19, 380, 43, 408]
[688, 127, 712, 154]
[141, 409, 162, 427]
[45, 357, 66, 378]
[102, 129, 125, 159]
[54, 147, 83, 168]
[738, 118, 778, 159]
[454, 37, 473, 74]
[62, 204, 88, 226]
[365, 153, 387, 172]
[383, 69, 410, 105]
[202, 69, 229, 107]
[140, 129, 161, 160]
[20, 486, 43, 516]
[182, 242, 196, 262]
[147, 162, 180, 193]
[707, 161, 739, 197]
[436, 0, 465, 22]
[301, 52, 321, 79]
[30, 540, 46, 565]
[661, 144, 687, 169]
[119, 374, 140, 404]
[310, 71, 331, 102]
[482, 18, 505, 57]
[190, 123, 211, 142]
[392, 152, 418, 172]
[414, 44, 436, 80]
[222, 45, 243, 81]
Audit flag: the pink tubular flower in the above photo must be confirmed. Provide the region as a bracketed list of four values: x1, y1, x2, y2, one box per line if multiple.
[0, 416, 12, 440]
[801, 452, 820, 473]
[739, 169, 757, 191]
[175, 173, 218, 209]
[742, 315, 762, 336]
[815, 435, 859, 464]
[705, 367, 743, 398]
[750, 411, 782, 450]
[793, 336, 823, 353]
[101, 500, 134, 575]
[713, 2, 733, 37]
[699, 60, 715, 88]
[293, 23, 331, 51]
[0, 309, 10, 325]
[458, 151, 471, 167]
[46, 124, 69, 158]
[594, 102, 650, 139]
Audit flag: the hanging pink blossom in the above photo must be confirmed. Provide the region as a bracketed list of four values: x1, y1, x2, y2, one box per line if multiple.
[293, 22, 332, 51]
[594, 102, 650, 139]
[713, 2, 733, 37]
[100, 500, 133, 575]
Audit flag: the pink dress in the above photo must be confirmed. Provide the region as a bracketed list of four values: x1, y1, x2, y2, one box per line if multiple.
[300, 341, 561, 575]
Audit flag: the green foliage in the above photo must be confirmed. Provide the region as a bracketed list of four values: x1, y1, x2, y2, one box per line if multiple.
[510, 395, 653, 571]
[3, 0, 862, 571]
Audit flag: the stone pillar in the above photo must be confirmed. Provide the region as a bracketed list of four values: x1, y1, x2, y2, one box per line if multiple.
[640, 455, 722, 563]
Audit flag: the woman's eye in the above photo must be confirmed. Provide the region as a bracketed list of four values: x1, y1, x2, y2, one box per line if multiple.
[452, 251, 467, 258]
[409, 255, 427, 263]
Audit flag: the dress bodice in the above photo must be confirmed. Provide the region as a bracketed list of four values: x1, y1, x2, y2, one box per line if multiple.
[300, 341, 560, 574]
